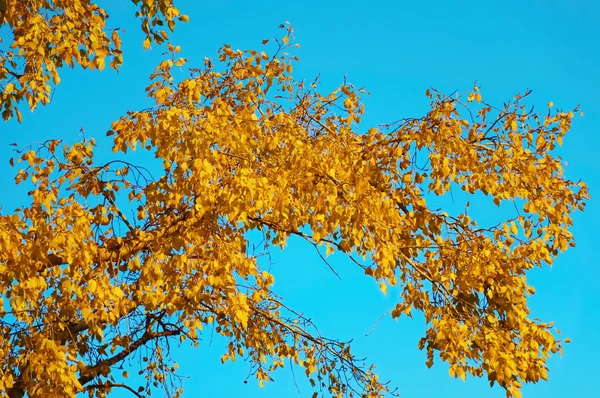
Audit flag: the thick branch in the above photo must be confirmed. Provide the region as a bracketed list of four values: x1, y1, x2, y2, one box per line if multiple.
[6, 383, 24, 398]
[78, 329, 180, 386]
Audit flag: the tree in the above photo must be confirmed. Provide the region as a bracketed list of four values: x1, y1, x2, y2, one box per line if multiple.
[0, 2, 589, 398]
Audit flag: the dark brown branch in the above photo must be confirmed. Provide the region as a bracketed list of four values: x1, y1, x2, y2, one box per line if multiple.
[6, 382, 25, 398]
[4, 68, 23, 80]
[81, 382, 143, 398]
[78, 329, 180, 386]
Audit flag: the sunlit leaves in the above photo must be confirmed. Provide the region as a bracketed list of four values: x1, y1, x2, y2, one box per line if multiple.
[0, 10, 589, 398]
[0, 0, 186, 121]
[104, 36, 586, 396]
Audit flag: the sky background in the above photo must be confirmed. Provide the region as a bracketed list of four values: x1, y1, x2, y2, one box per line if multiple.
[1, 0, 599, 397]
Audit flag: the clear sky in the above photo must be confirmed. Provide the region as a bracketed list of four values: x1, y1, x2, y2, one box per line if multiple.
[1, 0, 599, 397]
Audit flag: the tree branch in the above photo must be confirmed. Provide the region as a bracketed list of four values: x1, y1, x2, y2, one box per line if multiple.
[81, 383, 144, 398]
[78, 329, 180, 386]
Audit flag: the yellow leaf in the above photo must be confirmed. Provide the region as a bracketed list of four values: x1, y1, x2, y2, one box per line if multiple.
[96, 57, 105, 71]
[235, 309, 249, 328]
[43, 197, 52, 213]
[112, 30, 121, 49]
[325, 246, 335, 257]
[11, 296, 26, 312]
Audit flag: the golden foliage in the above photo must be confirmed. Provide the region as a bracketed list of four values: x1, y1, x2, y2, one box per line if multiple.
[0, 0, 187, 121]
[0, 5, 589, 398]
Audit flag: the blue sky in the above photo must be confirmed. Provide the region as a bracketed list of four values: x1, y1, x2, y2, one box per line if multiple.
[2, 0, 599, 397]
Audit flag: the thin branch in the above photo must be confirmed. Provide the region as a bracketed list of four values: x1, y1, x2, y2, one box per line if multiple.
[81, 383, 143, 398]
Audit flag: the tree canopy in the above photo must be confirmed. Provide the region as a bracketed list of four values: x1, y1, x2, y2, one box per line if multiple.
[0, 1, 589, 398]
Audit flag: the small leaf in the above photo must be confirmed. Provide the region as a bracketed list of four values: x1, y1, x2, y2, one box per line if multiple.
[379, 282, 387, 295]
